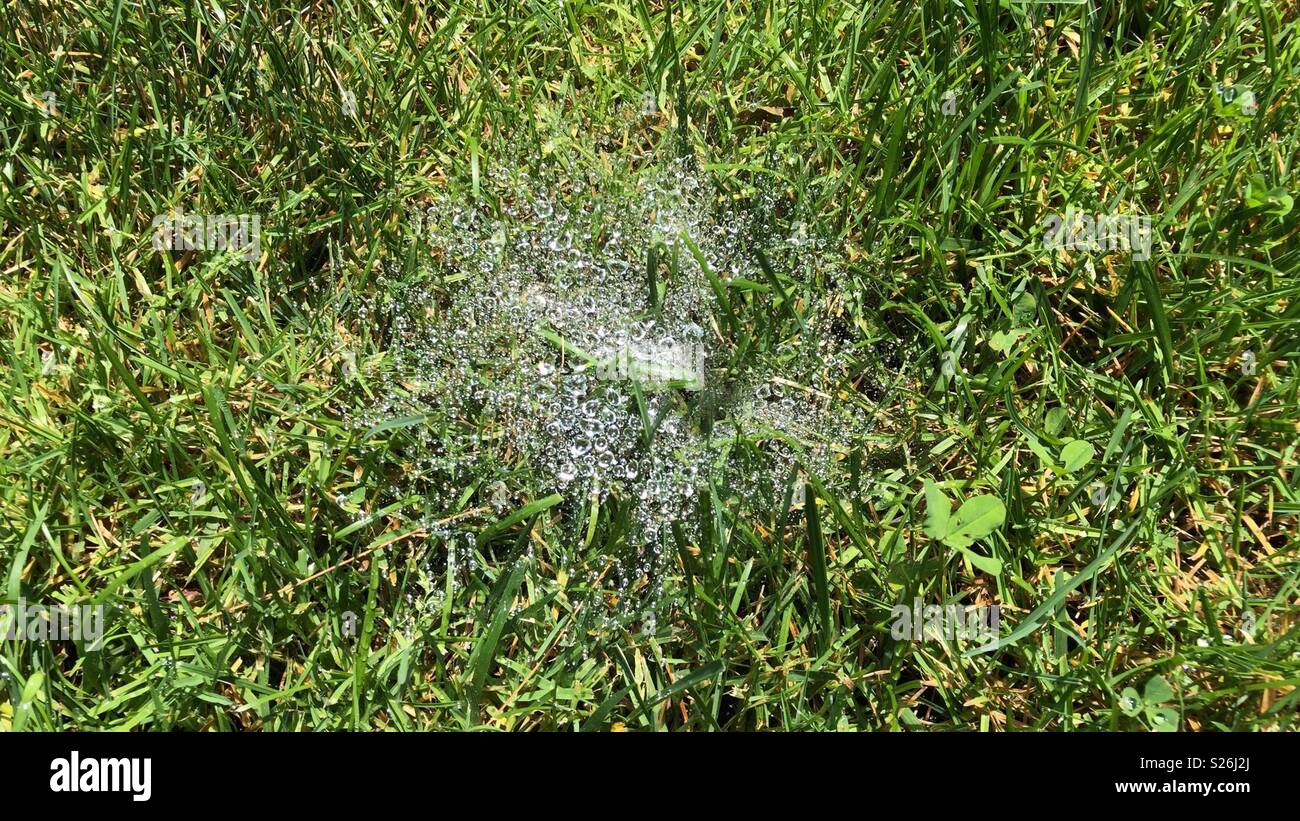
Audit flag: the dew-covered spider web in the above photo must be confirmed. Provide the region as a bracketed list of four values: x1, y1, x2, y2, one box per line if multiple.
[335, 147, 912, 632]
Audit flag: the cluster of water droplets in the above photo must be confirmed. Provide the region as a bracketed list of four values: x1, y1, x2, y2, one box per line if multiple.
[342, 150, 901, 626]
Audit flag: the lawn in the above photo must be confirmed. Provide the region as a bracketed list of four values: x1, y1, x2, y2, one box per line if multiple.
[1, 0, 1297, 730]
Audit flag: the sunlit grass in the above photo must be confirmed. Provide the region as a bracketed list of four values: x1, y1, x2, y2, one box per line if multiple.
[0, 0, 1296, 730]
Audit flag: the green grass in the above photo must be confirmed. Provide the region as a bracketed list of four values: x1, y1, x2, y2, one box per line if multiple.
[1, 0, 1297, 731]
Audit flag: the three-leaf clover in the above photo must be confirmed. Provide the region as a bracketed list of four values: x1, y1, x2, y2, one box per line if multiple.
[1244, 175, 1294, 219]
[1025, 431, 1094, 474]
[988, 293, 1037, 353]
[922, 479, 1005, 576]
[1119, 675, 1179, 732]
